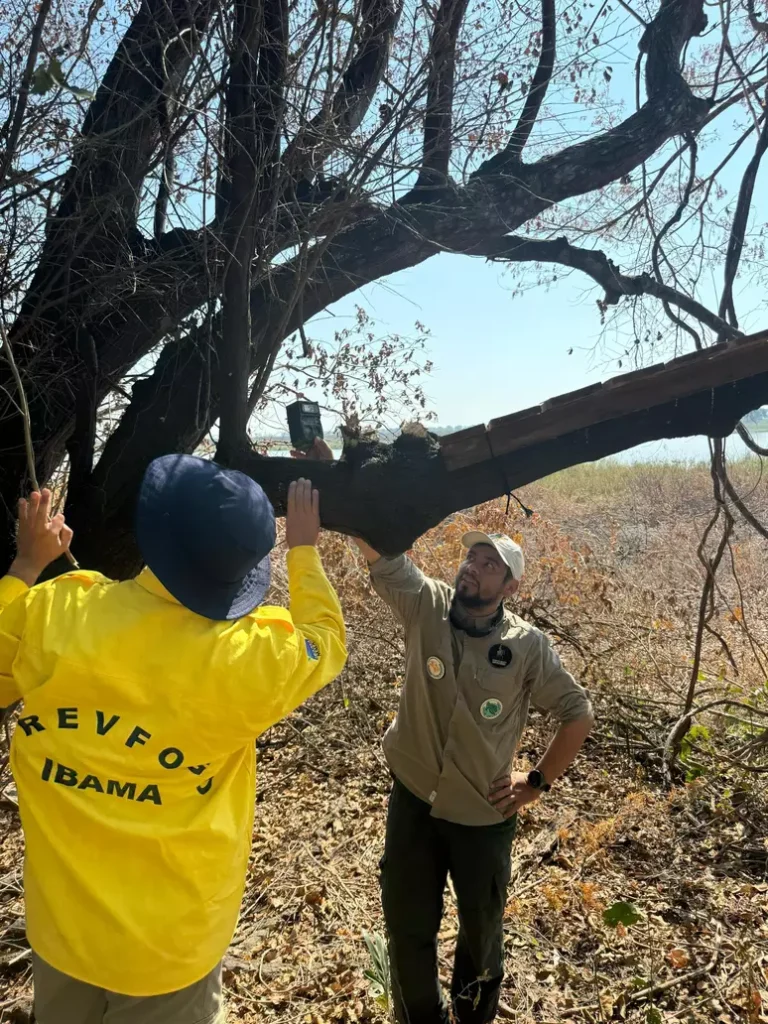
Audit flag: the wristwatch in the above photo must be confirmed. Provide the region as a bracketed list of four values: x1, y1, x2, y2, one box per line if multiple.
[527, 769, 551, 793]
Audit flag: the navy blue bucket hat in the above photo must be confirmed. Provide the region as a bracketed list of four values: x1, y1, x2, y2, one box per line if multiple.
[136, 454, 276, 621]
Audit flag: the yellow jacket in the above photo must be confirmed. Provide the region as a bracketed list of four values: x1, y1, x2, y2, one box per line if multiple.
[0, 546, 346, 996]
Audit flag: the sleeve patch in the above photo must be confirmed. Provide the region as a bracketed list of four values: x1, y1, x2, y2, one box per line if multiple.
[305, 638, 320, 661]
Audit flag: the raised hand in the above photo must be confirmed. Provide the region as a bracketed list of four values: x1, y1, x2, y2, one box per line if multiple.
[10, 489, 74, 586]
[285, 478, 321, 549]
[289, 437, 334, 462]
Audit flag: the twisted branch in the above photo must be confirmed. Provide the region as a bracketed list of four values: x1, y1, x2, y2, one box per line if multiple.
[469, 234, 740, 339]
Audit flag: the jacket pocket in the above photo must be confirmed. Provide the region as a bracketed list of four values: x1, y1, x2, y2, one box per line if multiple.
[475, 662, 525, 695]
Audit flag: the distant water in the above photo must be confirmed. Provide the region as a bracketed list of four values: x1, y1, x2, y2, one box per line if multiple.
[262, 446, 342, 459]
[609, 432, 768, 464]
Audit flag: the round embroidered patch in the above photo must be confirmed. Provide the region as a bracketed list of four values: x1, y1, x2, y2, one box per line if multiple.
[480, 698, 503, 720]
[426, 656, 445, 680]
[488, 643, 512, 668]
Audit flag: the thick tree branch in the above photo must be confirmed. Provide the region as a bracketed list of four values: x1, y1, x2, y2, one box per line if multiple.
[639, 0, 707, 102]
[415, 0, 471, 187]
[13, 0, 218, 337]
[472, 234, 741, 339]
[64, 336, 215, 570]
[66, 327, 99, 498]
[228, 340, 768, 557]
[505, 0, 556, 160]
[477, 0, 707, 179]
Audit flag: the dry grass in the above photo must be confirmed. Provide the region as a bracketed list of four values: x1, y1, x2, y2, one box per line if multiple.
[2, 459, 768, 1023]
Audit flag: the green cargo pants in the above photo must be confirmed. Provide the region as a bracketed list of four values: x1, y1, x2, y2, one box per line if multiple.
[380, 779, 516, 1024]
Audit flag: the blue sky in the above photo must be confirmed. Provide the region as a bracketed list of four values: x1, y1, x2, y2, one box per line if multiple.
[307, 254, 608, 427]
[305, 247, 768, 432]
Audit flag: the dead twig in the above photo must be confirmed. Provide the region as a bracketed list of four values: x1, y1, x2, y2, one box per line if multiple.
[627, 929, 721, 1005]
[0, 0, 55, 188]
[0, 321, 79, 569]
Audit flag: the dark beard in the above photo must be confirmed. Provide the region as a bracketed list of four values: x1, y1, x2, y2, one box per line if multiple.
[454, 574, 502, 611]
[455, 590, 495, 610]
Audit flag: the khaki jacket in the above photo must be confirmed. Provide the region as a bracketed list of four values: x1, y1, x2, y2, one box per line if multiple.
[371, 555, 592, 826]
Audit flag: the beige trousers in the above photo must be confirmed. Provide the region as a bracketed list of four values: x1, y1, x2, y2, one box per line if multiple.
[32, 954, 225, 1024]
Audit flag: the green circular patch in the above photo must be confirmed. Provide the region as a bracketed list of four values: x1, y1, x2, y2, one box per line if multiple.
[480, 698, 503, 720]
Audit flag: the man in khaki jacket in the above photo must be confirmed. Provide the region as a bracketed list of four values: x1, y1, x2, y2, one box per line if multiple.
[297, 438, 594, 1024]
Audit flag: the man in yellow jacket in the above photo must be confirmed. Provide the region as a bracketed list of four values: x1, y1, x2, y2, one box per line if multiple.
[0, 455, 347, 1023]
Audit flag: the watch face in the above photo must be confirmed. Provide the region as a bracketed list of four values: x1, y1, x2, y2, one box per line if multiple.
[528, 770, 544, 789]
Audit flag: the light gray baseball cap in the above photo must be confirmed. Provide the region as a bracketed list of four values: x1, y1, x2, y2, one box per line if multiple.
[461, 531, 525, 580]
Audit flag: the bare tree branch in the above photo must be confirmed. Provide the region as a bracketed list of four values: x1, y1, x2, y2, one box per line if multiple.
[284, 0, 401, 180]
[0, 0, 54, 189]
[478, 0, 707, 178]
[720, 462, 768, 540]
[718, 85, 768, 335]
[463, 234, 741, 338]
[736, 421, 768, 456]
[13, 0, 218, 336]
[505, 0, 556, 160]
[415, 0, 471, 187]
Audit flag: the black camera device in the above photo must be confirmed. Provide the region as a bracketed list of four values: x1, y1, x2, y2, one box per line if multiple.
[286, 400, 323, 451]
